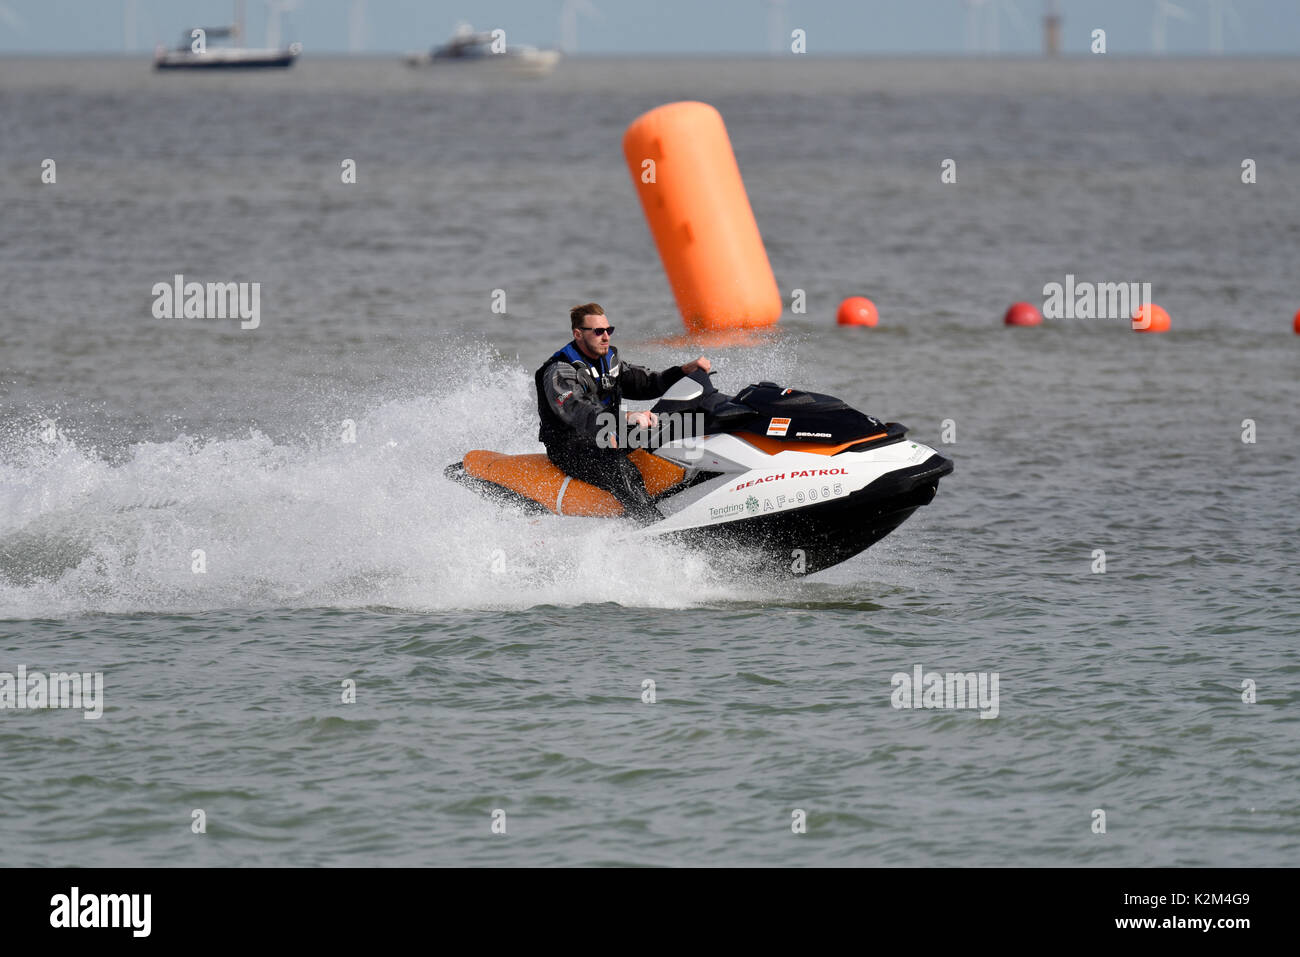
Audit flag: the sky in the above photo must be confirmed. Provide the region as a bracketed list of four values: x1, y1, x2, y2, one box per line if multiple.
[0, 0, 1296, 55]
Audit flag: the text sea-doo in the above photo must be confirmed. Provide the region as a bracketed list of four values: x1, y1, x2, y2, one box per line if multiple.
[445, 370, 953, 575]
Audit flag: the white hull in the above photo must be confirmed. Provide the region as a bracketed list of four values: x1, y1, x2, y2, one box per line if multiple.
[404, 49, 561, 77]
[154, 47, 298, 70]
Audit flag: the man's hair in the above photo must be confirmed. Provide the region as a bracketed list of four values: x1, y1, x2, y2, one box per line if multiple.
[570, 303, 605, 329]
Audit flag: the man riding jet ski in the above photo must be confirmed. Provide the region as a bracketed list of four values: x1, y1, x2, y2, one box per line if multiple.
[445, 312, 955, 576]
[535, 303, 711, 523]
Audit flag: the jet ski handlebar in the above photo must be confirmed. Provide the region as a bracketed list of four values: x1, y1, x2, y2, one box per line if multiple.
[656, 367, 716, 404]
[650, 368, 753, 430]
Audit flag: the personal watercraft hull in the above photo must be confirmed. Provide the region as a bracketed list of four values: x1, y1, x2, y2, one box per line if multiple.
[444, 446, 952, 576]
[656, 454, 952, 574]
[444, 371, 954, 576]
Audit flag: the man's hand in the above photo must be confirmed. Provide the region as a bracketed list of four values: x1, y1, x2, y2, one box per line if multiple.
[626, 410, 658, 430]
[681, 356, 711, 375]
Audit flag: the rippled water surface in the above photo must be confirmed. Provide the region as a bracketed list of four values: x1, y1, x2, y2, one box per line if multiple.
[1, 57, 1297, 866]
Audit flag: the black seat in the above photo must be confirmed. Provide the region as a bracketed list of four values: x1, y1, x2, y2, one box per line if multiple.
[734, 383, 850, 415]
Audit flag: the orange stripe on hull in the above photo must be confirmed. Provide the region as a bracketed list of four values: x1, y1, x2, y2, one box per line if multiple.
[737, 432, 887, 456]
[460, 449, 686, 517]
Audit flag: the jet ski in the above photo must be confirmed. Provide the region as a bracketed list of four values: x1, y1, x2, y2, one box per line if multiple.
[444, 370, 953, 575]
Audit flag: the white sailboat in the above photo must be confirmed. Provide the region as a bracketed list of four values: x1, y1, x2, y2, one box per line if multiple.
[154, 1, 299, 71]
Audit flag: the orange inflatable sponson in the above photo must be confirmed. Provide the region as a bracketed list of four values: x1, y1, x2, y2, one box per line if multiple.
[462, 449, 686, 518]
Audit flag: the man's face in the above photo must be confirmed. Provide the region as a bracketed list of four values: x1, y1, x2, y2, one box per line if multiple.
[574, 314, 613, 358]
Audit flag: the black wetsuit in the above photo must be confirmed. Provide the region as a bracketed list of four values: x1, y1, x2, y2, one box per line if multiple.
[535, 342, 685, 523]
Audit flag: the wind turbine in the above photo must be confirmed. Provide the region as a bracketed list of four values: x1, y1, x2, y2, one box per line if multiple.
[1152, 0, 1193, 55]
[996, 0, 1033, 47]
[265, 0, 301, 51]
[1207, 0, 1242, 54]
[964, 0, 989, 53]
[767, 0, 787, 55]
[963, 0, 1031, 54]
[348, 0, 366, 53]
[559, 0, 601, 54]
[122, 0, 137, 51]
[0, 1, 25, 36]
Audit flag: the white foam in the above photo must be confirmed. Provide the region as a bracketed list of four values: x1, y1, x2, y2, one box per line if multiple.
[0, 345, 805, 615]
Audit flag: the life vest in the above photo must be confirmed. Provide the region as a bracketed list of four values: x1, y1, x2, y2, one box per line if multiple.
[535, 342, 622, 446]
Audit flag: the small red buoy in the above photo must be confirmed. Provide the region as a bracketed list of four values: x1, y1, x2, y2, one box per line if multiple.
[1132, 303, 1171, 333]
[837, 296, 878, 327]
[1293, 309, 1300, 334]
[1003, 302, 1043, 327]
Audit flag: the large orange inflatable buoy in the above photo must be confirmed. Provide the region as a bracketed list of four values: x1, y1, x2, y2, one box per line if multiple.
[623, 102, 782, 333]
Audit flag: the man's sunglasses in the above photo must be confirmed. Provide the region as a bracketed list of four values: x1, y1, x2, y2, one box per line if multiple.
[580, 326, 615, 336]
